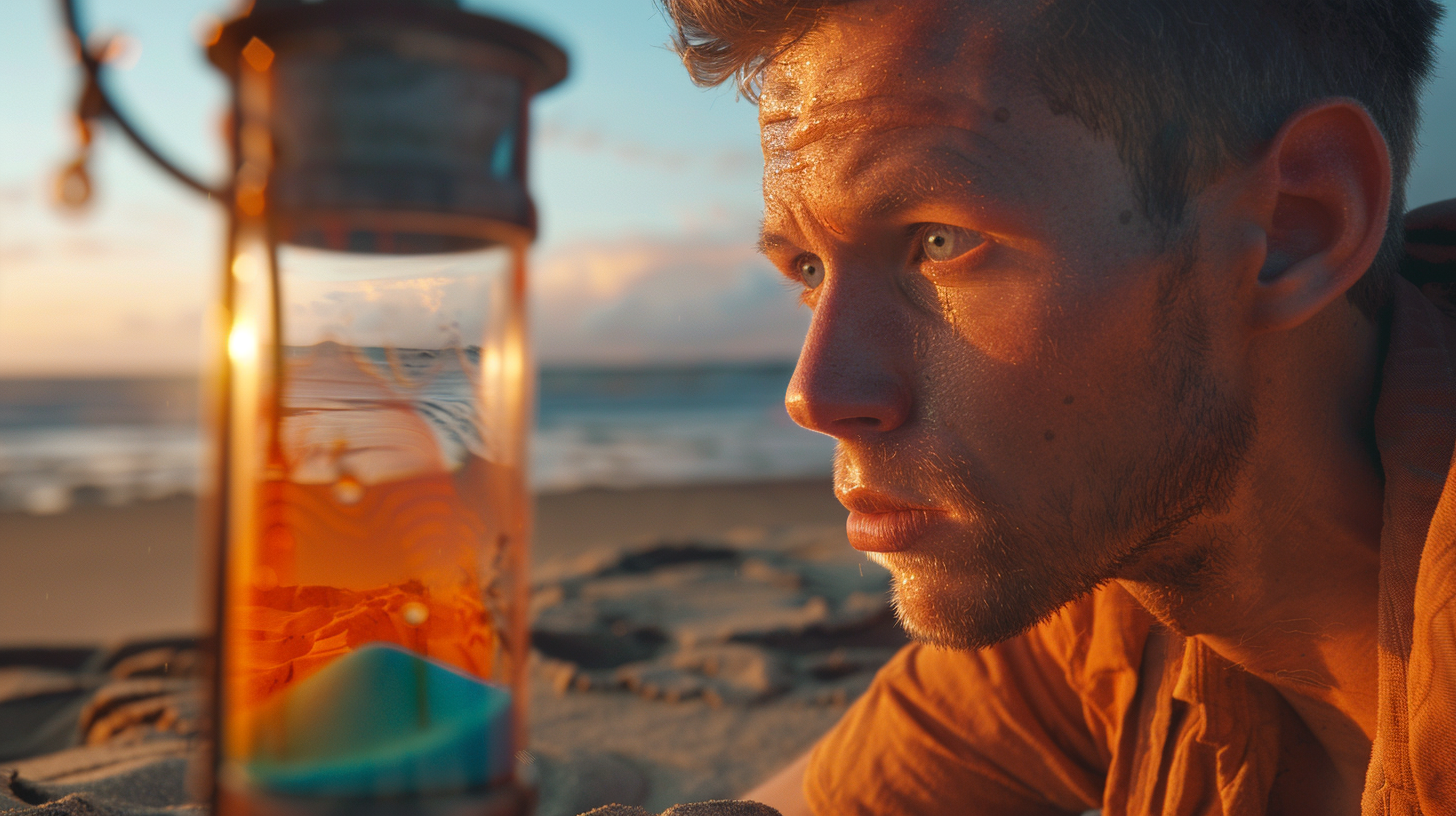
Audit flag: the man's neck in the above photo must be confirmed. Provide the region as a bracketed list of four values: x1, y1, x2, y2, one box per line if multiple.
[1120, 302, 1386, 799]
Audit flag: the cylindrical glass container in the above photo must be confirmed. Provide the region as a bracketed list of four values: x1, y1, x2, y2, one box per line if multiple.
[204, 4, 565, 814]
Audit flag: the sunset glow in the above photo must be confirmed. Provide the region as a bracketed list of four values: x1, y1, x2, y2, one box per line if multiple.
[0, 1, 1450, 376]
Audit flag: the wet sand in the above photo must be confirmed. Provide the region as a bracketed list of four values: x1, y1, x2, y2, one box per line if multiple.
[0, 495, 203, 645]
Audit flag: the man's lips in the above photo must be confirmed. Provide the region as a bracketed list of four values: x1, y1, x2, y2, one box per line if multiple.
[838, 488, 946, 552]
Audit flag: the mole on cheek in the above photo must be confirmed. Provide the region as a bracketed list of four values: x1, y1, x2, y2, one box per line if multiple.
[1043, 430, 1056, 441]
[1063, 395, 1075, 405]
[1119, 210, 1133, 225]
[993, 107, 1011, 123]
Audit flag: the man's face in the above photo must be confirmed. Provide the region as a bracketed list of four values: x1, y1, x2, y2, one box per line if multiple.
[759, 0, 1255, 649]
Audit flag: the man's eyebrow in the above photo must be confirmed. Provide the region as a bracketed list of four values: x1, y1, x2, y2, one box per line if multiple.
[754, 154, 992, 262]
[754, 147, 995, 262]
[852, 151, 992, 220]
[756, 232, 796, 258]
[756, 232, 807, 284]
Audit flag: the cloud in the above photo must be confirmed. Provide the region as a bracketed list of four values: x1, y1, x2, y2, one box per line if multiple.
[532, 232, 808, 364]
[0, 180, 218, 376]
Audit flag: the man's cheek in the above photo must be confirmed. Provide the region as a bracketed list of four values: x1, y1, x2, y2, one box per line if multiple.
[917, 328, 1066, 447]
[934, 283, 1052, 367]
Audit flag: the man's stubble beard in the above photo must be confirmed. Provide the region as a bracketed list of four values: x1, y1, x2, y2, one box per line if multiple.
[850, 237, 1256, 651]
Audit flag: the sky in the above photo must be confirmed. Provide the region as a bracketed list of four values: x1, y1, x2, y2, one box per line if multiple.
[0, 0, 1453, 376]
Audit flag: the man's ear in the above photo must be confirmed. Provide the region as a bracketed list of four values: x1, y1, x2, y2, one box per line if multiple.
[1245, 99, 1391, 333]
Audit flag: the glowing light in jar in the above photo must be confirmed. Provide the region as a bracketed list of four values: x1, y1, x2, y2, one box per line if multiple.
[402, 602, 429, 626]
[332, 474, 363, 505]
[228, 322, 257, 364]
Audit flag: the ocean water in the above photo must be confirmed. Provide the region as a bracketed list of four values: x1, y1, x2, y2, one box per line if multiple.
[535, 364, 834, 491]
[0, 364, 834, 514]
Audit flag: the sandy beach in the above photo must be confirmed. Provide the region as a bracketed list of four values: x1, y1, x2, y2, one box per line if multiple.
[1, 479, 880, 813]
[0, 480, 847, 644]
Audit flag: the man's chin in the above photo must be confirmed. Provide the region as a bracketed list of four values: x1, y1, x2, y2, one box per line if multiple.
[889, 589, 1035, 652]
[874, 551, 1075, 652]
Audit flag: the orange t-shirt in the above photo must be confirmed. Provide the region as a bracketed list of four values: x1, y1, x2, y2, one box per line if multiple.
[806, 271, 1456, 815]
[805, 586, 1300, 815]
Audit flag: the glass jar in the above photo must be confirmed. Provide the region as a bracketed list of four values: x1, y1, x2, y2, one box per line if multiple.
[205, 6, 564, 813]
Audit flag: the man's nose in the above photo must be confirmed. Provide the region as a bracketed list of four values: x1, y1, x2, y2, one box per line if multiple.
[785, 278, 912, 439]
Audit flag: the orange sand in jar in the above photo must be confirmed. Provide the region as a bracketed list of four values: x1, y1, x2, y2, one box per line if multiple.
[222, 341, 526, 727]
[231, 579, 493, 711]
[228, 461, 511, 711]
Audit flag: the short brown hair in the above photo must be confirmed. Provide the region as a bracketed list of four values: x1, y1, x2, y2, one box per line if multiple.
[663, 0, 1445, 318]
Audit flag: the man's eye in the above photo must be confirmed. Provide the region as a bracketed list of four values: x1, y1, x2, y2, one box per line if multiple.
[796, 255, 825, 289]
[920, 224, 984, 262]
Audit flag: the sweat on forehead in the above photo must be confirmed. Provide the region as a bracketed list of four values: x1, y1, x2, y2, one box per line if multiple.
[756, 0, 1025, 133]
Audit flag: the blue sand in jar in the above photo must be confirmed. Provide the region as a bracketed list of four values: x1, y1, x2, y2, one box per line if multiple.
[243, 643, 512, 798]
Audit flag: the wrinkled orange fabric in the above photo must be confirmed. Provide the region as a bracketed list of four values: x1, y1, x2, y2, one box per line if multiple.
[807, 244, 1456, 814]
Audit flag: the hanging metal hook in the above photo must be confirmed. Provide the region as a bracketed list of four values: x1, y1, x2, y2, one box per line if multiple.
[55, 0, 230, 208]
